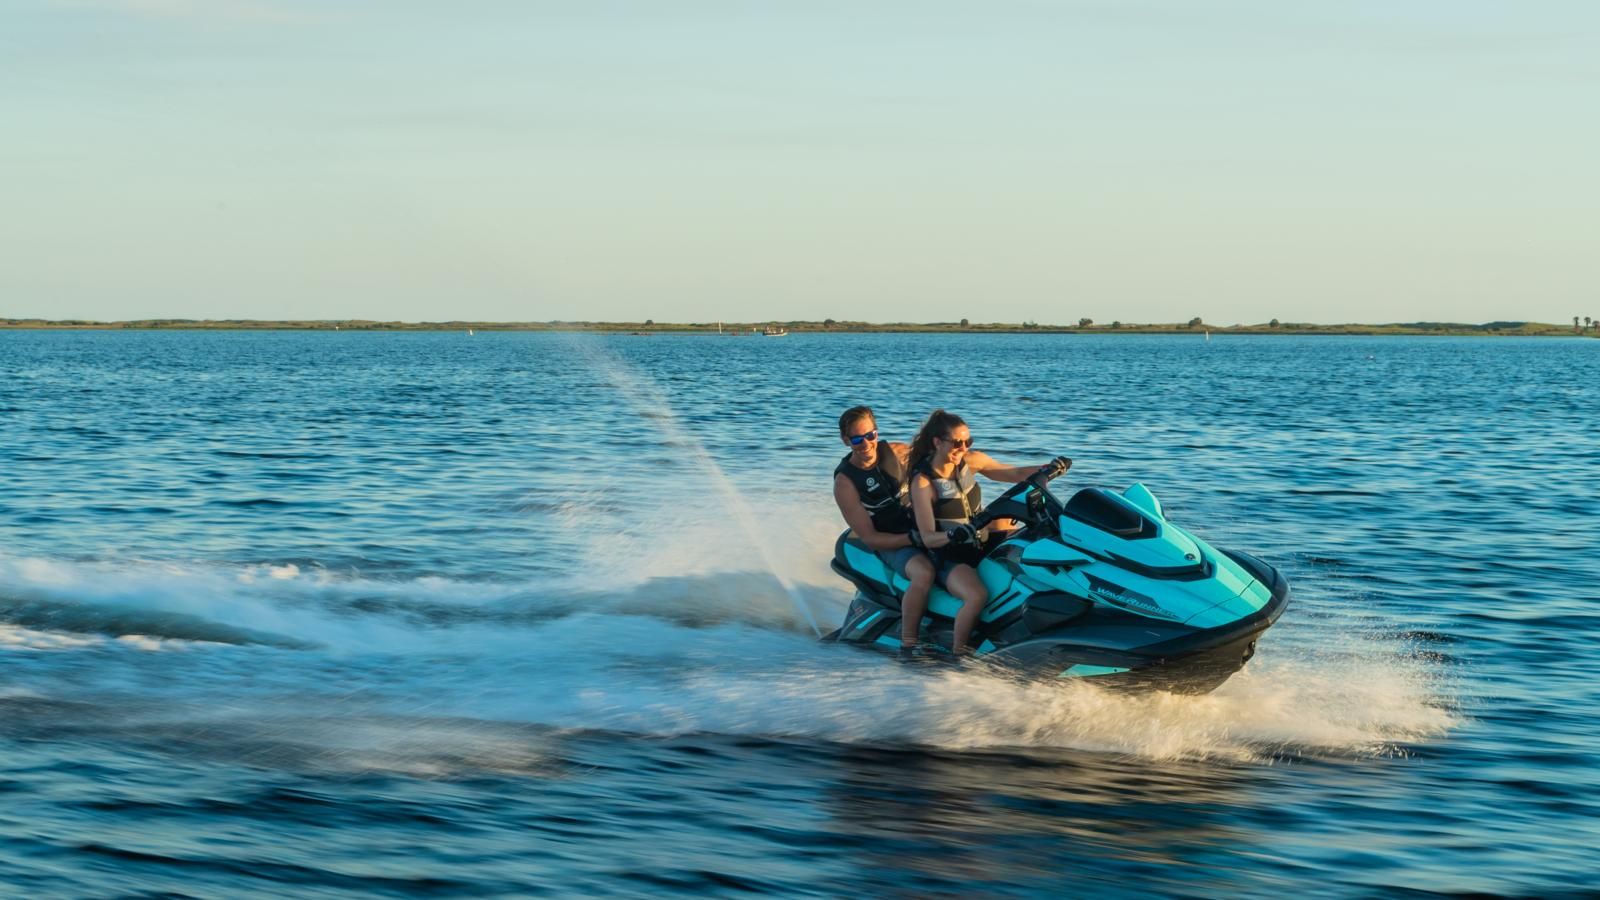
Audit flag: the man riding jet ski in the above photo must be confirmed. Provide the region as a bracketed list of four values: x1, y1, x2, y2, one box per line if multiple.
[825, 464, 1290, 693]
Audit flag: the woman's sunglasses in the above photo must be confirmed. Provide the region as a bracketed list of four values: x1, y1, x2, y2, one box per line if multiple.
[847, 430, 879, 446]
[943, 436, 972, 449]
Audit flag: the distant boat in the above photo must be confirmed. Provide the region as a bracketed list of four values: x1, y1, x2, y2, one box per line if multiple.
[468, 328, 475, 336]
[762, 325, 788, 337]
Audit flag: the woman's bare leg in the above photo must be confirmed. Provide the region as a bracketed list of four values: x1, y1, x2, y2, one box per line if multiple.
[900, 554, 936, 647]
[946, 564, 988, 653]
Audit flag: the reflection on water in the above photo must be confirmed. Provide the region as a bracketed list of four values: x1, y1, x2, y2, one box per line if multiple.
[823, 746, 1254, 893]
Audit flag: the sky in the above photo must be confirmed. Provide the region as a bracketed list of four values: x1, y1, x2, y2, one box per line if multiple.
[2, 1, 1596, 325]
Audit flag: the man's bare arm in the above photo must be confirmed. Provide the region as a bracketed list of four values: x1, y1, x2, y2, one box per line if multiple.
[834, 474, 913, 552]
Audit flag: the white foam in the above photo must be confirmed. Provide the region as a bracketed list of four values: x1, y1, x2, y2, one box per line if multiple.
[410, 611, 1455, 762]
[1, 622, 105, 650]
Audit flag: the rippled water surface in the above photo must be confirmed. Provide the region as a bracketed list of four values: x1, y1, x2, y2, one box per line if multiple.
[2, 330, 1597, 897]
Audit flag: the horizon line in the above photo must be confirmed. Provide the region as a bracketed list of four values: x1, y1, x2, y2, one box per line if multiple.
[4, 317, 1598, 337]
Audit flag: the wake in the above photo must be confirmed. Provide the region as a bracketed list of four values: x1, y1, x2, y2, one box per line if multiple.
[1, 552, 1455, 765]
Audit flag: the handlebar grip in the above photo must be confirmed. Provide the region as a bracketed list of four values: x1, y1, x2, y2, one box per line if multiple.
[1035, 456, 1071, 484]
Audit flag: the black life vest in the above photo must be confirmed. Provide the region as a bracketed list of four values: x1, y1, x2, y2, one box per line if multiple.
[834, 449, 911, 534]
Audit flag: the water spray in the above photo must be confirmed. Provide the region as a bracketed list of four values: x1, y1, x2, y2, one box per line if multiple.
[556, 335, 825, 637]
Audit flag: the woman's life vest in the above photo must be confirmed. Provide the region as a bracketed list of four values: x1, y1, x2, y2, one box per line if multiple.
[914, 458, 984, 533]
[834, 449, 911, 534]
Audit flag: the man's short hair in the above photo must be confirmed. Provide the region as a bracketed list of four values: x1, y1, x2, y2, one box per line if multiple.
[838, 405, 875, 436]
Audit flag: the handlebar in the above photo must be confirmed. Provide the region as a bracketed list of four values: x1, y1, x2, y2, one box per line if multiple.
[968, 457, 1071, 532]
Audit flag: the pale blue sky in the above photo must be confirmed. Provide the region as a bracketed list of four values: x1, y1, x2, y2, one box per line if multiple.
[3, 1, 1596, 324]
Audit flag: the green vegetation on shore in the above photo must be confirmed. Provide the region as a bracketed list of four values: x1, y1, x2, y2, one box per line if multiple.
[2, 317, 1597, 336]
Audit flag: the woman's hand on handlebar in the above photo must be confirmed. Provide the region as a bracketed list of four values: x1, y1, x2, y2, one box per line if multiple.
[945, 524, 979, 546]
[1032, 456, 1071, 483]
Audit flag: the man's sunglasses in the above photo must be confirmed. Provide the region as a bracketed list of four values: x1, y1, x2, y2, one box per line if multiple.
[847, 430, 879, 446]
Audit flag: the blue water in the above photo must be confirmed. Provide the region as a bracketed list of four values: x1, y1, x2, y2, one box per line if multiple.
[2, 330, 1597, 897]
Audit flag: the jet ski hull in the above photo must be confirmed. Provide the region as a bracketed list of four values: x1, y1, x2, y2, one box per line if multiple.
[826, 581, 1284, 693]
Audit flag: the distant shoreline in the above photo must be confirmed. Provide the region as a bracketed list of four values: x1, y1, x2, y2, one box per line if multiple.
[2, 318, 1596, 337]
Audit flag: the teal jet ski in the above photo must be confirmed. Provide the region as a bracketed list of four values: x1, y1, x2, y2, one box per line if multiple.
[824, 467, 1289, 693]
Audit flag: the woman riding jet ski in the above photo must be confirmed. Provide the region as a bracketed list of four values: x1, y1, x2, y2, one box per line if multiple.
[824, 464, 1290, 693]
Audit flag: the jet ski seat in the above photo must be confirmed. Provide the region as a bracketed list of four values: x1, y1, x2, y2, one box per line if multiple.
[831, 533, 909, 600]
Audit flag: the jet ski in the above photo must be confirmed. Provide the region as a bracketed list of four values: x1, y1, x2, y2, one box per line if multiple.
[824, 466, 1289, 693]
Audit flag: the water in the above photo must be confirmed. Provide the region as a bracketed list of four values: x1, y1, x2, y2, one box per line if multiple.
[1, 330, 1596, 897]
